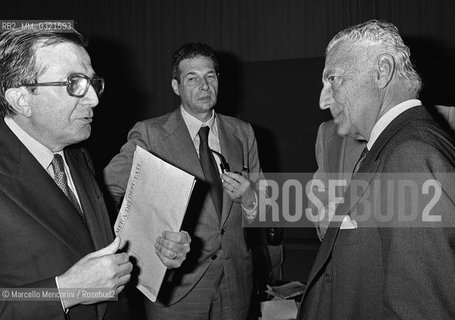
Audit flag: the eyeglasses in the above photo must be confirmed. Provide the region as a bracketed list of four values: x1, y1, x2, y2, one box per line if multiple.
[21, 73, 105, 97]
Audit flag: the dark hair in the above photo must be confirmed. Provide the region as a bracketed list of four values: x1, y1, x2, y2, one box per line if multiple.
[171, 42, 218, 82]
[0, 28, 87, 117]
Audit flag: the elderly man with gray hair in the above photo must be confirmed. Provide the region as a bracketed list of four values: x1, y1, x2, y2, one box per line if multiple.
[299, 20, 455, 320]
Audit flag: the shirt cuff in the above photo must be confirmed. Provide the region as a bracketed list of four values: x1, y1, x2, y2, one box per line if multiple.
[55, 276, 69, 314]
[241, 190, 258, 222]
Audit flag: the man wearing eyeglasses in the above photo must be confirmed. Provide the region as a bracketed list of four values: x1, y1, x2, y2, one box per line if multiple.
[104, 43, 263, 319]
[0, 28, 190, 320]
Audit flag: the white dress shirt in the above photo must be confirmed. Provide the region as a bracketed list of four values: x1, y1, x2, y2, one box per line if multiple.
[367, 99, 421, 150]
[180, 106, 257, 217]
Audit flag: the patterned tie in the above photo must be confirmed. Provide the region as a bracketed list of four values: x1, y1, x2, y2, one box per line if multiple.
[52, 154, 85, 223]
[198, 126, 223, 218]
[352, 147, 369, 178]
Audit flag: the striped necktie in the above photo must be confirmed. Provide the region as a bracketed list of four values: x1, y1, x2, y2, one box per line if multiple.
[352, 147, 369, 178]
[52, 154, 85, 223]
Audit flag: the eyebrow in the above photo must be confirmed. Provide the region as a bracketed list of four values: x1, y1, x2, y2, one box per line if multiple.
[184, 70, 216, 77]
[66, 71, 97, 78]
[322, 70, 332, 80]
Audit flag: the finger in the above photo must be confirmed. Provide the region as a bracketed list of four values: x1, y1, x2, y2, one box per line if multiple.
[158, 241, 190, 257]
[224, 171, 243, 180]
[116, 272, 132, 287]
[110, 252, 130, 265]
[180, 231, 192, 244]
[157, 234, 191, 252]
[155, 249, 181, 269]
[161, 231, 190, 244]
[115, 285, 125, 295]
[115, 260, 133, 276]
[155, 240, 179, 258]
[222, 180, 234, 191]
[221, 173, 240, 185]
[89, 237, 120, 258]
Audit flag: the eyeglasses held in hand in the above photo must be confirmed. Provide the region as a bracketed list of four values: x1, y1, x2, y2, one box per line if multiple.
[21, 73, 105, 98]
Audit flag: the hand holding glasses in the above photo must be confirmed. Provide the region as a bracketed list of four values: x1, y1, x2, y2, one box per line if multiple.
[21, 73, 105, 98]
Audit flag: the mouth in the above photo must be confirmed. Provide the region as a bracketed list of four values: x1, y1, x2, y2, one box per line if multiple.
[79, 116, 93, 123]
[198, 95, 212, 101]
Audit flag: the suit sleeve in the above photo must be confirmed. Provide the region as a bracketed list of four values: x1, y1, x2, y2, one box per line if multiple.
[104, 121, 151, 206]
[0, 277, 65, 320]
[378, 139, 455, 319]
[244, 123, 262, 184]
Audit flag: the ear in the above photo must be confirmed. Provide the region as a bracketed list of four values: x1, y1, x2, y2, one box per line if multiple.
[171, 79, 180, 96]
[5, 87, 32, 117]
[376, 54, 395, 89]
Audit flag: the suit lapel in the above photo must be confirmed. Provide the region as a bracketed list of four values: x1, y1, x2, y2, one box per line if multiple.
[157, 109, 204, 180]
[217, 115, 244, 226]
[304, 107, 429, 298]
[65, 148, 111, 250]
[65, 149, 110, 320]
[0, 119, 94, 259]
[302, 150, 380, 299]
[146, 110, 246, 226]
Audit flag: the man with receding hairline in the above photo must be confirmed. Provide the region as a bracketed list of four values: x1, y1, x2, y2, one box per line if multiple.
[0, 28, 190, 319]
[105, 42, 263, 319]
[298, 20, 455, 319]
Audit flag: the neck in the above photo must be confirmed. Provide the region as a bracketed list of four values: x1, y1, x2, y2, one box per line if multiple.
[10, 115, 64, 152]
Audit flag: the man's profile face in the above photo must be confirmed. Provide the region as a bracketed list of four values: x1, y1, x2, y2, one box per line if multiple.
[319, 41, 379, 141]
[26, 42, 99, 151]
[171, 55, 218, 122]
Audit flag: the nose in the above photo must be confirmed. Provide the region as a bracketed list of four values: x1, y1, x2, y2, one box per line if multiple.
[319, 83, 333, 110]
[81, 85, 99, 107]
[200, 77, 209, 90]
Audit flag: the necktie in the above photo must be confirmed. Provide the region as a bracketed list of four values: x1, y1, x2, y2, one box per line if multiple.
[352, 147, 369, 178]
[198, 126, 223, 218]
[52, 154, 85, 223]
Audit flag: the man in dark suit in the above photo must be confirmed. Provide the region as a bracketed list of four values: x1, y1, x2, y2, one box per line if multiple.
[0, 28, 189, 320]
[311, 104, 455, 241]
[299, 20, 455, 319]
[104, 43, 262, 319]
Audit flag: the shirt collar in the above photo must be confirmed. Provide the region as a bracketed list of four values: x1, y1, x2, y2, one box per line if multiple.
[180, 106, 218, 141]
[367, 99, 421, 150]
[4, 117, 63, 170]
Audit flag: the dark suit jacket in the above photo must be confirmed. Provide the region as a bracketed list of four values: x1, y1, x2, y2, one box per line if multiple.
[299, 106, 455, 320]
[104, 108, 262, 319]
[0, 119, 129, 320]
[310, 121, 365, 239]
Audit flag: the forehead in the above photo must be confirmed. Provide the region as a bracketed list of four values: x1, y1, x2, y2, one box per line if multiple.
[34, 42, 94, 80]
[178, 56, 215, 75]
[323, 41, 359, 76]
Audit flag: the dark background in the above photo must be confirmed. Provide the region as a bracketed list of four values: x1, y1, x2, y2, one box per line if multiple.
[3, 0, 455, 282]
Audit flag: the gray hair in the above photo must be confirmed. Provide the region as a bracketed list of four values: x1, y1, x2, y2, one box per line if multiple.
[327, 20, 422, 95]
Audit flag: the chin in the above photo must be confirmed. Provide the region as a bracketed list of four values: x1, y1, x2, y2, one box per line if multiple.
[75, 128, 92, 143]
[336, 125, 350, 137]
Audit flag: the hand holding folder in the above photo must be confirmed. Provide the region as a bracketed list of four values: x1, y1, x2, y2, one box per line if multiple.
[114, 146, 195, 302]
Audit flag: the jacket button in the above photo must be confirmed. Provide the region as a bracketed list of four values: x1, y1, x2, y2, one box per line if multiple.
[221, 229, 225, 235]
[211, 255, 217, 260]
[324, 273, 332, 282]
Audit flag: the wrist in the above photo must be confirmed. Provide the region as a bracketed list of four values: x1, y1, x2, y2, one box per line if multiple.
[241, 189, 257, 210]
